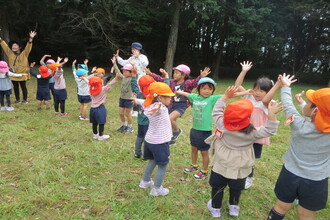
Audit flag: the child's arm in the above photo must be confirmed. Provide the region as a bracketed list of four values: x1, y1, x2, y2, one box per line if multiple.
[200, 67, 211, 78]
[84, 59, 89, 70]
[185, 67, 211, 90]
[267, 101, 283, 121]
[262, 78, 280, 106]
[175, 91, 189, 98]
[72, 59, 77, 71]
[59, 57, 69, 66]
[111, 56, 123, 78]
[40, 54, 51, 65]
[294, 91, 306, 110]
[235, 61, 253, 92]
[145, 67, 165, 82]
[29, 62, 38, 78]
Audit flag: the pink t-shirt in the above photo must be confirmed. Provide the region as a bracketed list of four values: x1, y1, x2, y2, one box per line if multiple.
[244, 94, 270, 145]
[91, 78, 117, 108]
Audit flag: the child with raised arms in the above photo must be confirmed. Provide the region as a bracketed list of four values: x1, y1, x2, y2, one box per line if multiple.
[206, 86, 281, 218]
[176, 77, 222, 180]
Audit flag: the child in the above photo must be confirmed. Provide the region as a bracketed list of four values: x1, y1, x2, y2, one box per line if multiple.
[72, 59, 93, 120]
[86, 75, 119, 141]
[176, 77, 222, 180]
[40, 55, 56, 102]
[266, 74, 330, 220]
[147, 65, 211, 145]
[133, 82, 175, 196]
[29, 62, 52, 110]
[0, 61, 26, 111]
[234, 61, 275, 189]
[50, 57, 69, 116]
[112, 57, 134, 133]
[206, 86, 281, 218]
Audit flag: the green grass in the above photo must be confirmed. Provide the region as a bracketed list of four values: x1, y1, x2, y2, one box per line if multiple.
[0, 70, 329, 219]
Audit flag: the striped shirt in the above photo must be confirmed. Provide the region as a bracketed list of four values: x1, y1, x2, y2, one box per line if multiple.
[144, 102, 172, 144]
[91, 78, 117, 108]
[54, 69, 66, 90]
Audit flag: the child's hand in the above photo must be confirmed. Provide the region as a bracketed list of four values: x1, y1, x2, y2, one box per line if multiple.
[57, 57, 62, 63]
[84, 59, 88, 65]
[149, 103, 161, 114]
[279, 73, 297, 87]
[30, 62, 36, 67]
[240, 61, 253, 72]
[200, 67, 211, 77]
[115, 72, 121, 79]
[145, 67, 152, 75]
[295, 91, 305, 105]
[72, 59, 77, 65]
[111, 56, 116, 65]
[114, 49, 119, 57]
[92, 66, 97, 73]
[63, 57, 69, 63]
[129, 57, 136, 65]
[268, 100, 283, 115]
[159, 68, 169, 78]
[225, 86, 238, 98]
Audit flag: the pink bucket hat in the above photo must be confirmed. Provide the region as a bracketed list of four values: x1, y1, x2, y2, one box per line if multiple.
[122, 64, 133, 71]
[173, 64, 191, 75]
[46, 59, 55, 64]
[0, 61, 9, 73]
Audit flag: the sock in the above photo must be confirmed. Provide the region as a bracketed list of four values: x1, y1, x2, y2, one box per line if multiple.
[201, 169, 208, 173]
[193, 164, 198, 167]
[123, 122, 127, 126]
[267, 208, 285, 220]
[128, 124, 132, 128]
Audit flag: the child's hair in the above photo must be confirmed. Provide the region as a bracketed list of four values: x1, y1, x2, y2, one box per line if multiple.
[238, 124, 255, 134]
[253, 77, 273, 92]
[197, 82, 215, 95]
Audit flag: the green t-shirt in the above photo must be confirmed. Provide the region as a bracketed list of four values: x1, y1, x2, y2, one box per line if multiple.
[188, 93, 222, 131]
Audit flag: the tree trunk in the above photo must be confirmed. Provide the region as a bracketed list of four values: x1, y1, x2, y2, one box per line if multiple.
[164, 0, 180, 77]
[0, 8, 10, 62]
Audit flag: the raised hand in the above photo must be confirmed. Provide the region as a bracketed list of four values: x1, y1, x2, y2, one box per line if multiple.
[268, 100, 283, 115]
[200, 67, 211, 77]
[279, 73, 297, 87]
[114, 50, 119, 57]
[224, 86, 238, 99]
[30, 62, 36, 67]
[145, 67, 152, 75]
[84, 59, 89, 65]
[72, 59, 77, 65]
[240, 61, 253, 72]
[159, 68, 169, 78]
[294, 91, 305, 105]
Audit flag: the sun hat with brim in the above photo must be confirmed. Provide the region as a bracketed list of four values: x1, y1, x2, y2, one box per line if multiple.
[223, 99, 254, 131]
[76, 69, 89, 77]
[173, 64, 191, 75]
[89, 77, 103, 96]
[131, 42, 143, 50]
[39, 66, 49, 78]
[0, 61, 9, 73]
[138, 75, 156, 97]
[198, 77, 216, 86]
[144, 82, 175, 107]
[306, 88, 330, 133]
[122, 64, 133, 71]
[96, 68, 105, 74]
[48, 63, 61, 76]
[46, 59, 55, 64]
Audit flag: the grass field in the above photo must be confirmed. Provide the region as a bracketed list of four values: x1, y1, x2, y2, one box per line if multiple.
[0, 70, 329, 219]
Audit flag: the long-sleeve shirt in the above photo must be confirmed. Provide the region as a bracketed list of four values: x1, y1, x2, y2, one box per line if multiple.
[117, 54, 149, 77]
[281, 87, 330, 181]
[72, 70, 94, 96]
[30, 67, 51, 89]
[0, 72, 24, 90]
[40, 61, 55, 84]
[0, 40, 32, 80]
[91, 78, 117, 108]
[54, 69, 66, 90]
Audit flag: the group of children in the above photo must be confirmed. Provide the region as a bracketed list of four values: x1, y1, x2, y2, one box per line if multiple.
[0, 39, 329, 219]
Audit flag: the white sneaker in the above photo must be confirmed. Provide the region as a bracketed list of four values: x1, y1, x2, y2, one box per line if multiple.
[139, 179, 154, 189]
[150, 185, 169, 196]
[6, 106, 14, 111]
[93, 134, 99, 139]
[228, 203, 240, 216]
[244, 177, 253, 189]
[207, 200, 221, 218]
[131, 111, 138, 117]
[0, 106, 6, 110]
[98, 135, 110, 141]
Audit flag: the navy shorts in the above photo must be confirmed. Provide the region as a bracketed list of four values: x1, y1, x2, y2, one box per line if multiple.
[49, 82, 55, 92]
[90, 105, 107, 124]
[190, 128, 212, 151]
[143, 141, 170, 165]
[137, 124, 149, 138]
[0, 89, 12, 95]
[78, 95, 91, 103]
[169, 102, 187, 115]
[274, 165, 328, 211]
[253, 143, 263, 159]
[209, 170, 246, 190]
[119, 98, 133, 108]
[36, 87, 50, 101]
[54, 89, 67, 101]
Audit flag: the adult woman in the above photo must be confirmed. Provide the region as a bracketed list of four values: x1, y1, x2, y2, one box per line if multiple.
[0, 31, 37, 104]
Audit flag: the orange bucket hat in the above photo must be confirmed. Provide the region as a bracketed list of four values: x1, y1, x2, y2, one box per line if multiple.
[38, 65, 49, 78]
[306, 88, 330, 133]
[48, 63, 61, 76]
[223, 99, 254, 131]
[96, 68, 105, 74]
[89, 76, 103, 96]
[144, 82, 175, 107]
[138, 75, 156, 97]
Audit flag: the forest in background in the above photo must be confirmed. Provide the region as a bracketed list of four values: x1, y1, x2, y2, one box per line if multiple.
[0, 0, 329, 84]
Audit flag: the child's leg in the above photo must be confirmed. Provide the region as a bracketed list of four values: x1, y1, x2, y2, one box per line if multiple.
[228, 178, 245, 205]
[60, 100, 65, 113]
[6, 94, 11, 106]
[0, 93, 5, 106]
[154, 164, 168, 188]
[119, 107, 126, 124]
[211, 187, 225, 209]
[82, 103, 89, 117]
[54, 98, 60, 112]
[209, 170, 227, 209]
[37, 100, 42, 109]
[98, 124, 104, 136]
[92, 123, 98, 134]
[191, 146, 198, 165]
[142, 160, 157, 182]
[135, 137, 144, 157]
[169, 110, 181, 132]
[201, 150, 209, 172]
[125, 107, 133, 126]
[80, 103, 84, 115]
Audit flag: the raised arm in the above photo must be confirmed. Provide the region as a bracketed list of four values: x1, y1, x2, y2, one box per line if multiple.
[262, 78, 280, 106]
[176, 90, 189, 98]
[40, 55, 51, 65]
[235, 61, 253, 92]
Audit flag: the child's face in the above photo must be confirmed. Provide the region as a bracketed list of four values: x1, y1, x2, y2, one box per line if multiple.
[123, 70, 132, 77]
[158, 95, 172, 106]
[252, 86, 267, 101]
[199, 84, 214, 97]
[173, 70, 185, 81]
[80, 74, 88, 78]
[95, 72, 105, 78]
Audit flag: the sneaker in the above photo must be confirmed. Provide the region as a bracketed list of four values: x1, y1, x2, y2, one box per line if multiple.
[150, 185, 169, 196]
[134, 154, 141, 159]
[244, 177, 253, 189]
[228, 203, 240, 216]
[21, 100, 28, 104]
[184, 165, 199, 173]
[117, 125, 127, 133]
[139, 179, 154, 189]
[93, 134, 99, 139]
[131, 111, 138, 117]
[169, 138, 176, 145]
[194, 170, 208, 180]
[124, 126, 134, 133]
[37, 107, 42, 110]
[207, 200, 221, 218]
[98, 134, 110, 141]
[54, 112, 61, 115]
[60, 112, 70, 116]
[172, 128, 182, 141]
[14, 101, 21, 104]
[1, 106, 6, 110]
[79, 115, 88, 120]
[6, 106, 14, 111]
